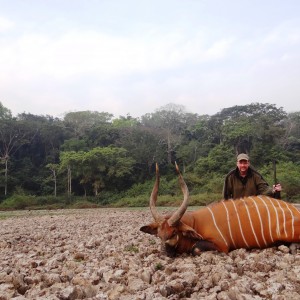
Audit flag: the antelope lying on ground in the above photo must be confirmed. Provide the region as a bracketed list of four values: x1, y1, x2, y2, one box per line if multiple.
[140, 164, 300, 256]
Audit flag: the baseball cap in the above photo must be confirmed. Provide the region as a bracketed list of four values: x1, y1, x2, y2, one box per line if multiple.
[237, 153, 249, 161]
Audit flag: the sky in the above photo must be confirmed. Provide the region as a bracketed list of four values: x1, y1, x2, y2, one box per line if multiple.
[0, 0, 300, 119]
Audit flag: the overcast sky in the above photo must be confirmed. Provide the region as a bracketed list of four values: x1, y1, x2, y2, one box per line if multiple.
[0, 0, 300, 119]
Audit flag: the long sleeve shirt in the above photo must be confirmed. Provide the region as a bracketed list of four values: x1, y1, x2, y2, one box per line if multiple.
[223, 167, 274, 200]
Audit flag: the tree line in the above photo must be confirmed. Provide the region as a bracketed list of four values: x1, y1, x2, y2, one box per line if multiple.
[1, 101, 300, 208]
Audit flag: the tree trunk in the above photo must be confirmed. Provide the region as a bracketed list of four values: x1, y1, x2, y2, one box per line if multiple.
[67, 166, 72, 197]
[167, 131, 172, 164]
[4, 156, 8, 196]
[53, 170, 57, 197]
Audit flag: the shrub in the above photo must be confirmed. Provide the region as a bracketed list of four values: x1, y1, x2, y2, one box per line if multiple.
[112, 195, 149, 207]
[70, 200, 100, 209]
[0, 194, 37, 210]
[260, 162, 300, 201]
[124, 244, 139, 253]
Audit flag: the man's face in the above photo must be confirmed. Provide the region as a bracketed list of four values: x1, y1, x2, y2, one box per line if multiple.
[237, 159, 250, 174]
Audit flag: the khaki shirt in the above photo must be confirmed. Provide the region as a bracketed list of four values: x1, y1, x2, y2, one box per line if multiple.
[223, 167, 273, 200]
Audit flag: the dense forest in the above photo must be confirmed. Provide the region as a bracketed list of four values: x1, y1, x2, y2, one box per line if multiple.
[1, 101, 300, 209]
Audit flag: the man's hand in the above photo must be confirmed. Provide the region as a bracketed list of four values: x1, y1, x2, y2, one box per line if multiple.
[273, 183, 282, 193]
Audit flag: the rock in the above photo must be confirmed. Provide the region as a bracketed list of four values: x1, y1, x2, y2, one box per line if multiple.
[128, 278, 146, 292]
[107, 284, 125, 300]
[41, 273, 61, 287]
[0, 272, 12, 284]
[168, 279, 185, 294]
[1, 209, 300, 299]
[73, 252, 85, 261]
[140, 270, 152, 284]
[0, 283, 15, 299]
[278, 245, 290, 253]
[103, 270, 114, 283]
[57, 286, 83, 300]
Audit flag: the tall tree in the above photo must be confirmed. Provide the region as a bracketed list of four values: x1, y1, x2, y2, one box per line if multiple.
[281, 112, 300, 161]
[46, 163, 59, 197]
[63, 111, 113, 138]
[59, 151, 82, 197]
[141, 103, 197, 164]
[86, 124, 120, 148]
[116, 124, 164, 177]
[214, 103, 287, 165]
[82, 146, 135, 195]
[0, 102, 12, 119]
[0, 118, 38, 196]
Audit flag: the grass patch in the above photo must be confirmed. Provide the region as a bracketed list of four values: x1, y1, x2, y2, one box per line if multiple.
[69, 200, 100, 209]
[112, 192, 221, 207]
[124, 244, 139, 253]
[155, 262, 164, 271]
[149, 239, 156, 245]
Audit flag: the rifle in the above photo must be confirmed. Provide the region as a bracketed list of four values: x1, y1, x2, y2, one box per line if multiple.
[273, 160, 281, 199]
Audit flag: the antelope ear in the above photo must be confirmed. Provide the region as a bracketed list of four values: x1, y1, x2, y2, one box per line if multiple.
[178, 222, 203, 240]
[140, 223, 159, 235]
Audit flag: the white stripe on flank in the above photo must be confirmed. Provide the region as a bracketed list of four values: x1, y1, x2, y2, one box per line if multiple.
[221, 201, 236, 249]
[283, 201, 295, 238]
[266, 197, 280, 238]
[242, 199, 261, 247]
[231, 200, 249, 248]
[257, 196, 274, 243]
[207, 206, 228, 247]
[275, 199, 287, 237]
[294, 205, 300, 215]
[249, 197, 267, 246]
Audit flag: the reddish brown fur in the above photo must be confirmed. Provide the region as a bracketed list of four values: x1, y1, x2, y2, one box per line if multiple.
[141, 196, 300, 256]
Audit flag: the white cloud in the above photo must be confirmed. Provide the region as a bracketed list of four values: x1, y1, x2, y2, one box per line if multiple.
[0, 16, 14, 32]
[0, 27, 235, 84]
[1, 1, 300, 119]
[205, 38, 235, 60]
[263, 21, 300, 47]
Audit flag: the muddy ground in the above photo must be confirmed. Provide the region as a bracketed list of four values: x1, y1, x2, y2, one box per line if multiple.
[0, 208, 300, 299]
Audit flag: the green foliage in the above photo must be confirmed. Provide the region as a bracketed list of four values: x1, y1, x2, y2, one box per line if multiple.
[124, 181, 154, 197]
[222, 117, 254, 148]
[149, 239, 156, 245]
[2, 102, 300, 207]
[61, 139, 89, 152]
[176, 140, 204, 166]
[63, 111, 113, 138]
[155, 262, 164, 271]
[112, 195, 149, 207]
[0, 193, 67, 210]
[113, 191, 221, 207]
[123, 172, 182, 199]
[124, 244, 139, 253]
[93, 191, 125, 205]
[260, 162, 300, 201]
[200, 174, 224, 195]
[0, 101, 12, 119]
[86, 124, 119, 148]
[218, 103, 287, 157]
[194, 144, 235, 175]
[141, 103, 197, 164]
[0, 194, 37, 210]
[112, 115, 139, 128]
[69, 200, 100, 209]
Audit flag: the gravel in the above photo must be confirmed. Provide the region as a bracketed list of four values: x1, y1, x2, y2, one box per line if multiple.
[1, 208, 300, 299]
